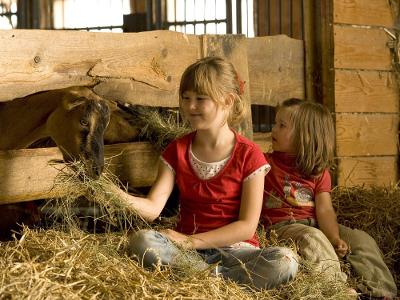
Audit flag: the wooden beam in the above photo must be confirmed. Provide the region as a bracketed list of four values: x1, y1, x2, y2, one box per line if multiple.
[255, 0, 267, 36]
[0, 30, 305, 109]
[0, 30, 200, 104]
[335, 114, 398, 156]
[303, 0, 317, 102]
[335, 70, 399, 113]
[334, 25, 392, 71]
[129, 0, 147, 14]
[0, 147, 64, 204]
[247, 35, 305, 107]
[315, 0, 335, 110]
[0, 142, 159, 204]
[337, 156, 398, 186]
[333, 0, 395, 27]
[200, 34, 253, 137]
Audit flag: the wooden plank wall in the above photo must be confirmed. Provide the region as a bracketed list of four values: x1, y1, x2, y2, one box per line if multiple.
[333, 0, 399, 186]
[256, 0, 304, 39]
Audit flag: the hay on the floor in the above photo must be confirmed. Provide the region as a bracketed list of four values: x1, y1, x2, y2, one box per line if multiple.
[332, 184, 400, 289]
[0, 226, 355, 300]
[6, 166, 396, 298]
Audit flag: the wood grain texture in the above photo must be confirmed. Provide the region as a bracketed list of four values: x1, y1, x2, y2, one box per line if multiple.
[0, 142, 159, 204]
[253, 132, 272, 153]
[0, 147, 64, 204]
[333, 0, 395, 27]
[335, 113, 398, 156]
[200, 34, 253, 137]
[334, 70, 399, 112]
[0, 30, 305, 108]
[337, 156, 398, 186]
[0, 30, 199, 103]
[247, 35, 305, 106]
[0, 134, 274, 203]
[334, 25, 392, 70]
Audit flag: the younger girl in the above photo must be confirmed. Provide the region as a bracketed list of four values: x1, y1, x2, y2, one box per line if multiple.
[262, 98, 397, 298]
[112, 56, 298, 290]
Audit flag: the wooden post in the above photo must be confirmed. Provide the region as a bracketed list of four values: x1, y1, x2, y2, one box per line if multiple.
[302, 0, 317, 102]
[200, 34, 253, 138]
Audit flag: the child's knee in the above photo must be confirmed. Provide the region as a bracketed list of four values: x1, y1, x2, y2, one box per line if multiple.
[255, 247, 299, 288]
[128, 229, 157, 252]
[263, 246, 299, 277]
[300, 227, 332, 250]
[301, 226, 326, 240]
[127, 229, 162, 267]
[277, 247, 299, 276]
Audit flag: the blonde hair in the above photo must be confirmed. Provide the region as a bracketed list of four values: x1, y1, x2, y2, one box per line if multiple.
[278, 99, 335, 177]
[179, 56, 246, 126]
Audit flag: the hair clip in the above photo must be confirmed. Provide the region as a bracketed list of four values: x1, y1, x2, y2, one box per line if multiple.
[235, 72, 245, 95]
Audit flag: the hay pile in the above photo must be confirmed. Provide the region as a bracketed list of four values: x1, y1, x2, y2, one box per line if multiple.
[0, 226, 355, 300]
[0, 164, 361, 299]
[332, 184, 400, 290]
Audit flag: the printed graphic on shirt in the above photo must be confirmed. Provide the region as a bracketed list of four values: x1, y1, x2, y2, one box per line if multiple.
[283, 175, 314, 207]
[264, 191, 283, 208]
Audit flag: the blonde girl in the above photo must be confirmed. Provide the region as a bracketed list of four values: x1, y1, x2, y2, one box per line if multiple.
[112, 56, 298, 290]
[262, 98, 397, 298]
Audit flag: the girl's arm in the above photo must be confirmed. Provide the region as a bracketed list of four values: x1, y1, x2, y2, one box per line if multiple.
[111, 161, 175, 222]
[315, 192, 348, 257]
[163, 172, 265, 249]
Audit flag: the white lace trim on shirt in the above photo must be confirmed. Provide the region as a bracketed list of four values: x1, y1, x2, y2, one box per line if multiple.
[243, 164, 271, 182]
[161, 149, 270, 181]
[189, 146, 230, 180]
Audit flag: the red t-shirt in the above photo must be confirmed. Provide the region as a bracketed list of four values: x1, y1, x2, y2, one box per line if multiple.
[162, 130, 269, 247]
[262, 152, 331, 228]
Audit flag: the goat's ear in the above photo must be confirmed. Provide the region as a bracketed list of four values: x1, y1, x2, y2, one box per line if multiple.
[62, 94, 86, 111]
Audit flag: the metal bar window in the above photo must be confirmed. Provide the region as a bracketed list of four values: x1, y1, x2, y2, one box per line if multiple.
[166, 0, 253, 37]
[0, 0, 17, 29]
[53, 0, 130, 32]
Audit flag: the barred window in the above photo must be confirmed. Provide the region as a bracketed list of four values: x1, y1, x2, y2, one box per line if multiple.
[0, 0, 17, 29]
[53, 0, 130, 32]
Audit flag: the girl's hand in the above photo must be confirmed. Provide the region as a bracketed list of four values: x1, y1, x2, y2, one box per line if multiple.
[331, 237, 349, 258]
[161, 229, 194, 249]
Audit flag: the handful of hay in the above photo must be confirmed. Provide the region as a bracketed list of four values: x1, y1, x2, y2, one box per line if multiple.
[42, 160, 148, 233]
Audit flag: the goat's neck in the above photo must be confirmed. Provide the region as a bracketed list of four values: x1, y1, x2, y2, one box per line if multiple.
[0, 92, 62, 150]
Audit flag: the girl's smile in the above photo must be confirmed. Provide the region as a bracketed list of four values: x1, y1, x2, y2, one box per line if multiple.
[181, 90, 228, 130]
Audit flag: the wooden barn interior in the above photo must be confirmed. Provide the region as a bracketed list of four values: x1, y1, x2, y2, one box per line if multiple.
[0, 0, 399, 298]
[0, 0, 398, 202]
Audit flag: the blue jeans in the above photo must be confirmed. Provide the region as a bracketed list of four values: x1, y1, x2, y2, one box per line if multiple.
[127, 229, 298, 290]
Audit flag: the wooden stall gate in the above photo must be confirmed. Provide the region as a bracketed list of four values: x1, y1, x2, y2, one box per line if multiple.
[0, 29, 304, 204]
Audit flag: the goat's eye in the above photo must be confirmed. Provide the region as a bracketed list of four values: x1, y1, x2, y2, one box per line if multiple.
[80, 119, 88, 126]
